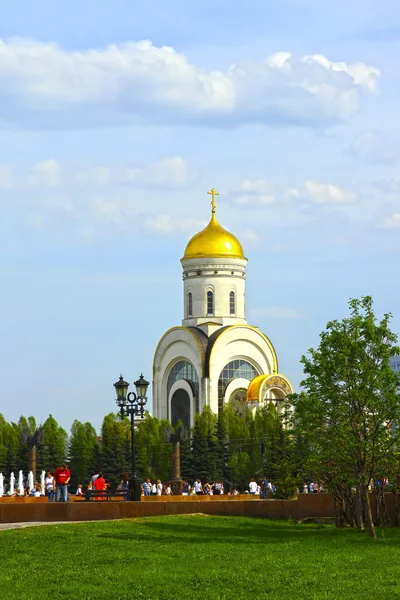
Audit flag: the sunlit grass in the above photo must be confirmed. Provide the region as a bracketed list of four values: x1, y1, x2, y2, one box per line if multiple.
[0, 515, 399, 599]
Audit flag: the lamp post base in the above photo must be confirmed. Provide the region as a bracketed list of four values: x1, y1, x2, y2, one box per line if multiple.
[129, 475, 142, 501]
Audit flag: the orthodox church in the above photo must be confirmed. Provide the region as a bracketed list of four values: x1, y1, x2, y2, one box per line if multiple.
[152, 189, 293, 429]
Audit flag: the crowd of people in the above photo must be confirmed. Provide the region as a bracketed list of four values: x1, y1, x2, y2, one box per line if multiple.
[139, 476, 278, 498]
[29, 466, 327, 502]
[299, 481, 325, 494]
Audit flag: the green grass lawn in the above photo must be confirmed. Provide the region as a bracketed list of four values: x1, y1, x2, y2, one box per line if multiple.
[1, 515, 400, 599]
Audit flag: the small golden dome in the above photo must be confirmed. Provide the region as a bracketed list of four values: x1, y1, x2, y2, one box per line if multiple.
[182, 188, 246, 261]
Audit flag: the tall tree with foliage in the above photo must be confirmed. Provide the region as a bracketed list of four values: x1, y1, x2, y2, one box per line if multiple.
[36, 415, 68, 473]
[16, 416, 37, 473]
[190, 407, 218, 483]
[68, 420, 98, 485]
[100, 413, 131, 488]
[293, 296, 400, 538]
[0, 418, 20, 474]
[135, 414, 172, 482]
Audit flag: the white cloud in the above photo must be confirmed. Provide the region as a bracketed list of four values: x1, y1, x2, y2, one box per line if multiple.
[0, 38, 380, 129]
[29, 159, 61, 187]
[346, 131, 399, 165]
[379, 214, 400, 229]
[0, 165, 13, 189]
[288, 180, 356, 204]
[76, 156, 191, 188]
[242, 229, 260, 244]
[92, 198, 124, 226]
[5, 156, 191, 190]
[144, 214, 205, 236]
[123, 157, 191, 187]
[250, 306, 304, 320]
[90, 198, 206, 237]
[77, 166, 112, 186]
[231, 179, 275, 207]
[301, 54, 379, 93]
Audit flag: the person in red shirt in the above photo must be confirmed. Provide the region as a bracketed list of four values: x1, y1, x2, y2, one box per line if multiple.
[54, 464, 71, 503]
[93, 471, 107, 501]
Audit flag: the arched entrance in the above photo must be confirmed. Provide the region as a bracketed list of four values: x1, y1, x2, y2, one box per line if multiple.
[171, 389, 191, 430]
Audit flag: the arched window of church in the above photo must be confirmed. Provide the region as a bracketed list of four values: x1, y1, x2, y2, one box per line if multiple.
[167, 360, 199, 399]
[229, 291, 235, 315]
[188, 292, 193, 317]
[207, 290, 214, 316]
[218, 359, 258, 413]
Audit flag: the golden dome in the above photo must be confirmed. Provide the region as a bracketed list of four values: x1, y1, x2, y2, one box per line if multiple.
[182, 188, 246, 261]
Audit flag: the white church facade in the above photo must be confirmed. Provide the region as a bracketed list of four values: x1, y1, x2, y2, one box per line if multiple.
[152, 189, 293, 429]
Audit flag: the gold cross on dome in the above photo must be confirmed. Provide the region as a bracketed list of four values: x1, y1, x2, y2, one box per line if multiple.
[207, 188, 219, 214]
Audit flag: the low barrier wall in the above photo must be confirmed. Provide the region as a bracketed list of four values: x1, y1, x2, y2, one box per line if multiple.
[141, 494, 261, 501]
[1, 494, 397, 525]
[0, 495, 85, 504]
[0, 494, 336, 524]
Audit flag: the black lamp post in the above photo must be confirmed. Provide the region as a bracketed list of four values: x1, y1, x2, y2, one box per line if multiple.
[113, 373, 149, 501]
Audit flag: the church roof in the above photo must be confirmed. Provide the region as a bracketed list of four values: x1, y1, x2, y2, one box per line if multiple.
[182, 189, 246, 261]
[246, 373, 294, 402]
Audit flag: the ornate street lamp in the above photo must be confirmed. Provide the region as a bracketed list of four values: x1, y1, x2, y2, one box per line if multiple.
[113, 374, 149, 501]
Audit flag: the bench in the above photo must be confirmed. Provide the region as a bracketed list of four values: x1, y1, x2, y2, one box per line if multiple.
[84, 489, 126, 502]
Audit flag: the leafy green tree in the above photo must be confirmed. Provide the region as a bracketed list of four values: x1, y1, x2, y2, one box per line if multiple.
[135, 414, 171, 482]
[100, 413, 131, 488]
[16, 416, 37, 472]
[0, 420, 20, 474]
[68, 420, 98, 486]
[224, 404, 252, 490]
[36, 415, 68, 472]
[0, 414, 10, 473]
[215, 410, 229, 483]
[190, 407, 218, 483]
[294, 296, 400, 538]
[190, 416, 210, 483]
[179, 434, 192, 481]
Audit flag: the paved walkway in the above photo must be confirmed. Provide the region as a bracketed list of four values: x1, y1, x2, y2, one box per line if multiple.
[0, 521, 90, 531]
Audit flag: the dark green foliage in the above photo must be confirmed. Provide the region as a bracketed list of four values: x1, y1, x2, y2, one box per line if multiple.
[36, 415, 67, 473]
[190, 416, 210, 482]
[68, 420, 98, 486]
[179, 434, 192, 481]
[100, 413, 131, 488]
[214, 411, 229, 481]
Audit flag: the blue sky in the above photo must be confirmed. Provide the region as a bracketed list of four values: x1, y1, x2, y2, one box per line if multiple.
[0, 0, 399, 432]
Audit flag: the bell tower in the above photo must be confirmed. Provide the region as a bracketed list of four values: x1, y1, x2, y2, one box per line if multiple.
[181, 189, 247, 336]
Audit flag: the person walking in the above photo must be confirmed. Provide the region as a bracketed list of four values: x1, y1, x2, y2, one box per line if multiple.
[54, 464, 71, 502]
[194, 478, 203, 495]
[261, 475, 269, 500]
[141, 478, 152, 496]
[119, 473, 129, 501]
[249, 478, 258, 495]
[45, 471, 55, 503]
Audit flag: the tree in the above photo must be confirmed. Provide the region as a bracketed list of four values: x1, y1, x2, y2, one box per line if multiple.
[36, 415, 68, 473]
[215, 410, 229, 482]
[0, 419, 20, 474]
[16, 416, 36, 473]
[100, 413, 131, 488]
[68, 420, 98, 486]
[135, 414, 171, 482]
[294, 296, 400, 538]
[190, 415, 210, 483]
